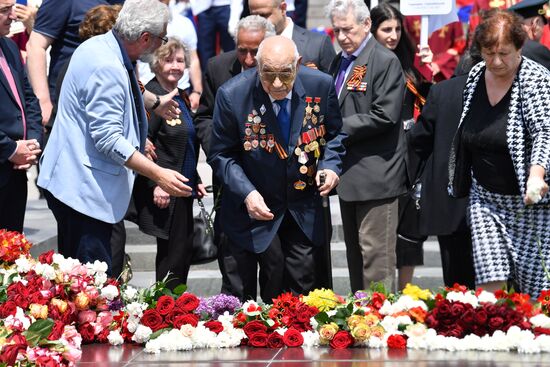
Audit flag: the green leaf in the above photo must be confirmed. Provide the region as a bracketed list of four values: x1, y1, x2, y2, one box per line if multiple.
[314, 312, 330, 325]
[150, 327, 172, 340]
[173, 284, 187, 296]
[22, 319, 54, 347]
[346, 302, 354, 313]
[266, 319, 275, 327]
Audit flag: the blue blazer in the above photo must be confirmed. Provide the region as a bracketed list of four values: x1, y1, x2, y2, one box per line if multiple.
[0, 37, 42, 188]
[38, 31, 148, 223]
[208, 67, 346, 253]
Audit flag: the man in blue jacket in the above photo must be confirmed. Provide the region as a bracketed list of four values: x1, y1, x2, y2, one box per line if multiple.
[208, 36, 346, 301]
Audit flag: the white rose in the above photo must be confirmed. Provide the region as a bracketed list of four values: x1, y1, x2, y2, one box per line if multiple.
[123, 286, 138, 301]
[15, 256, 32, 273]
[132, 325, 153, 344]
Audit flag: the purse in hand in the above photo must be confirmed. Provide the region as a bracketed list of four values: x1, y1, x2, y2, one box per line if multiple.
[191, 198, 217, 265]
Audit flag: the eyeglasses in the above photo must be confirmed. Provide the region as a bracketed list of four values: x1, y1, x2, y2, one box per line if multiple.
[154, 34, 168, 45]
[260, 69, 296, 86]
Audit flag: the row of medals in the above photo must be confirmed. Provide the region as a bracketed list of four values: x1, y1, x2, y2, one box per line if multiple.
[294, 99, 326, 189]
[166, 118, 182, 126]
[243, 111, 274, 151]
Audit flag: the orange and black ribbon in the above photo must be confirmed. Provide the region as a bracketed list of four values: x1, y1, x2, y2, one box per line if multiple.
[406, 78, 426, 121]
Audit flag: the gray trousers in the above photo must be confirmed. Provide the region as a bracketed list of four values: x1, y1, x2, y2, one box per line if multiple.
[340, 197, 398, 292]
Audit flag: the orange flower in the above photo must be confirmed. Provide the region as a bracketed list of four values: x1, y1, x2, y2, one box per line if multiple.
[409, 306, 427, 323]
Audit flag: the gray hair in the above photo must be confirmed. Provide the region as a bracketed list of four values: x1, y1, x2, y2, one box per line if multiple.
[150, 37, 191, 74]
[114, 0, 169, 42]
[256, 38, 300, 67]
[234, 15, 276, 44]
[325, 0, 370, 24]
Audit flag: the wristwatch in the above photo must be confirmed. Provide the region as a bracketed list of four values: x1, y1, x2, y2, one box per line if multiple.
[151, 94, 161, 110]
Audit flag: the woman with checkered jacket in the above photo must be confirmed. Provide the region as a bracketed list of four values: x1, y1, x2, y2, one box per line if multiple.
[449, 9, 550, 298]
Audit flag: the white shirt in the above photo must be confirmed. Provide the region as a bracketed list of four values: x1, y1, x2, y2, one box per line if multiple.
[281, 17, 295, 40]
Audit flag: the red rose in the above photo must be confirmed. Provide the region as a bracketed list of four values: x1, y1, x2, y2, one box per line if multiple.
[48, 320, 66, 341]
[36, 356, 58, 367]
[387, 334, 407, 349]
[0, 334, 27, 366]
[484, 304, 498, 317]
[78, 322, 96, 343]
[436, 301, 453, 320]
[204, 320, 224, 334]
[474, 309, 488, 325]
[173, 313, 199, 328]
[38, 250, 54, 264]
[175, 293, 200, 312]
[156, 295, 176, 316]
[488, 316, 504, 331]
[425, 314, 439, 329]
[243, 320, 268, 338]
[450, 302, 467, 318]
[283, 328, 304, 347]
[370, 292, 386, 309]
[141, 309, 165, 332]
[329, 330, 354, 349]
[267, 332, 284, 348]
[0, 300, 17, 318]
[248, 332, 269, 347]
[165, 306, 186, 325]
[442, 325, 464, 338]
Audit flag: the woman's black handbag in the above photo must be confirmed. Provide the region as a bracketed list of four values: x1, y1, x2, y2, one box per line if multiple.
[191, 198, 217, 265]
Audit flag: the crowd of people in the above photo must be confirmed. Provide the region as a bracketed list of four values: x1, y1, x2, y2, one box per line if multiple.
[1, 0, 549, 301]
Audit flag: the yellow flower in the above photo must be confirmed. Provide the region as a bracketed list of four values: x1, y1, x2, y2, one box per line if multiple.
[29, 303, 48, 319]
[347, 314, 364, 329]
[370, 325, 385, 339]
[402, 283, 432, 301]
[74, 292, 90, 310]
[302, 288, 340, 312]
[319, 323, 339, 343]
[364, 313, 380, 327]
[351, 323, 371, 342]
[51, 298, 68, 313]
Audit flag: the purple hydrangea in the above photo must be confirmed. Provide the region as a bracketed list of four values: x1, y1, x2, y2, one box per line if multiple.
[197, 294, 242, 320]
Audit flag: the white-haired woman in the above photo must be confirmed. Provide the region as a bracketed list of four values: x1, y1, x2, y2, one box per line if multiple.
[133, 38, 207, 290]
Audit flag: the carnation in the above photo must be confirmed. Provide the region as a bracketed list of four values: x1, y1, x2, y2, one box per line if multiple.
[101, 285, 120, 301]
[477, 290, 498, 304]
[241, 300, 262, 316]
[125, 302, 147, 317]
[132, 325, 153, 344]
[301, 330, 320, 347]
[530, 314, 550, 329]
[14, 256, 33, 273]
[123, 286, 138, 301]
[107, 330, 124, 346]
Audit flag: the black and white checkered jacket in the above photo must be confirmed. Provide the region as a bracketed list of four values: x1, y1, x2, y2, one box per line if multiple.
[448, 57, 550, 201]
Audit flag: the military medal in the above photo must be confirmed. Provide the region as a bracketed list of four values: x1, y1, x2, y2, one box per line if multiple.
[294, 147, 302, 156]
[320, 137, 327, 146]
[294, 180, 306, 190]
[247, 115, 253, 122]
[313, 97, 321, 113]
[166, 118, 181, 126]
[245, 123, 252, 136]
[243, 140, 252, 151]
[260, 104, 266, 115]
[305, 97, 313, 116]
[260, 140, 267, 148]
[260, 127, 266, 135]
[253, 116, 261, 124]
[299, 165, 308, 174]
[347, 65, 367, 91]
[298, 151, 308, 164]
[267, 134, 275, 148]
[252, 139, 259, 149]
[311, 115, 318, 125]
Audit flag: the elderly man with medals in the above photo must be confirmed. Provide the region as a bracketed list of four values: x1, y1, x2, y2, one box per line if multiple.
[208, 35, 346, 302]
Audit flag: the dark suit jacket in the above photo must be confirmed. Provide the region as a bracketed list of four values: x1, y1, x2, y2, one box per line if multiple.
[408, 75, 469, 236]
[0, 37, 42, 188]
[523, 39, 550, 71]
[134, 78, 198, 239]
[195, 50, 241, 156]
[292, 24, 335, 74]
[208, 67, 346, 253]
[330, 37, 407, 201]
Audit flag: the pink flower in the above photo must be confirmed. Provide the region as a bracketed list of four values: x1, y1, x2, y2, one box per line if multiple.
[96, 311, 114, 329]
[62, 346, 82, 363]
[78, 310, 97, 324]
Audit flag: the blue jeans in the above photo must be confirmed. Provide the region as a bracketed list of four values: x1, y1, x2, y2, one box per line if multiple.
[197, 5, 235, 70]
[44, 190, 113, 275]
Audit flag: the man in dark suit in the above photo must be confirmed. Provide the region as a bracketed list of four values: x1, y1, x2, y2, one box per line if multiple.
[195, 15, 275, 294]
[509, 0, 550, 70]
[208, 36, 346, 301]
[408, 75, 476, 289]
[195, 15, 275, 155]
[0, 1, 43, 232]
[327, 0, 406, 292]
[248, 0, 335, 73]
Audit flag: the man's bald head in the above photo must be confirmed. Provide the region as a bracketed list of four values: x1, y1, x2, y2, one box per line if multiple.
[256, 35, 299, 69]
[256, 36, 300, 100]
